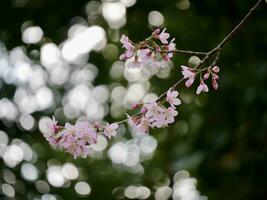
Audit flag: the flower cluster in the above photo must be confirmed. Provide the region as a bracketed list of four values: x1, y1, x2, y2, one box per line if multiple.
[181, 65, 220, 95]
[127, 89, 181, 133]
[44, 118, 119, 159]
[119, 28, 176, 69]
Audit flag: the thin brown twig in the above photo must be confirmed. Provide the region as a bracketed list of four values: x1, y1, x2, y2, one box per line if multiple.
[116, 0, 263, 126]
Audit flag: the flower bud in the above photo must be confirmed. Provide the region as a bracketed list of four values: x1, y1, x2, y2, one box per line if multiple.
[212, 66, 220, 73]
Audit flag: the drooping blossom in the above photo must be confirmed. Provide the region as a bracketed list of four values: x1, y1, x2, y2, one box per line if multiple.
[181, 65, 196, 87]
[120, 34, 135, 60]
[127, 57, 143, 68]
[196, 79, 209, 95]
[144, 102, 178, 128]
[137, 48, 153, 64]
[212, 73, 219, 90]
[163, 38, 176, 61]
[104, 123, 119, 139]
[57, 122, 97, 159]
[159, 29, 170, 44]
[167, 89, 181, 107]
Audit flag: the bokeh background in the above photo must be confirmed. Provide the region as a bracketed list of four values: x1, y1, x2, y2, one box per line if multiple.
[0, 0, 266, 199]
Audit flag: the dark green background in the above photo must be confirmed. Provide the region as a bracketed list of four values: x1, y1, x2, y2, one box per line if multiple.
[0, 0, 266, 199]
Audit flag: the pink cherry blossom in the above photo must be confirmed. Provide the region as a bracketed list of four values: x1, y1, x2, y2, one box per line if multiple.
[126, 114, 150, 133]
[181, 65, 196, 87]
[167, 89, 181, 107]
[212, 66, 220, 73]
[51, 121, 98, 159]
[127, 57, 143, 68]
[150, 106, 178, 128]
[196, 79, 209, 95]
[158, 28, 170, 44]
[120, 34, 135, 60]
[144, 102, 164, 122]
[212, 73, 219, 90]
[47, 116, 60, 134]
[137, 48, 153, 64]
[104, 123, 119, 139]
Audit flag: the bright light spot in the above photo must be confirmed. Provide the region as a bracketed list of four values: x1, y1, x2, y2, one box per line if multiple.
[155, 186, 172, 200]
[86, 102, 105, 121]
[92, 85, 109, 103]
[124, 65, 142, 82]
[41, 193, 57, 200]
[124, 185, 139, 199]
[139, 136, 157, 154]
[102, 2, 126, 29]
[62, 26, 106, 62]
[91, 135, 108, 152]
[0, 98, 18, 121]
[1, 183, 15, 197]
[38, 116, 52, 135]
[173, 170, 190, 183]
[138, 186, 151, 199]
[110, 61, 124, 80]
[108, 142, 127, 164]
[68, 84, 91, 111]
[148, 11, 164, 27]
[3, 144, 24, 168]
[111, 86, 127, 104]
[47, 166, 65, 187]
[14, 61, 32, 82]
[176, 0, 190, 10]
[22, 26, 43, 44]
[35, 87, 53, 110]
[41, 43, 61, 69]
[62, 163, 79, 180]
[35, 180, 50, 193]
[19, 114, 35, 131]
[3, 169, 16, 184]
[21, 163, 38, 181]
[0, 130, 9, 148]
[124, 83, 146, 105]
[120, 0, 136, 7]
[143, 93, 158, 103]
[74, 181, 91, 196]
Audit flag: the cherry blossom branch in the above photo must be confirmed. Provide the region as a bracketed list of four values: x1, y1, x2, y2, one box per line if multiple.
[159, 49, 208, 56]
[197, 0, 263, 69]
[44, 0, 264, 159]
[157, 0, 263, 100]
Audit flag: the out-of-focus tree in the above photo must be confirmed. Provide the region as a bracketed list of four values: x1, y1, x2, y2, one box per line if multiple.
[0, 0, 266, 199]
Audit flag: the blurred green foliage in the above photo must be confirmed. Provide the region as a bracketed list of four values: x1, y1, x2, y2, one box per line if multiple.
[0, 0, 267, 199]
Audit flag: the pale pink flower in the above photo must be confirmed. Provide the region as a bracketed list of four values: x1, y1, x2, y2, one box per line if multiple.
[212, 78, 218, 90]
[104, 123, 119, 139]
[152, 28, 161, 38]
[120, 34, 135, 60]
[181, 65, 196, 87]
[137, 49, 153, 64]
[151, 106, 178, 128]
[56, 121, 97, 159]
[164, 38, 176, 60]
[212, 73, 219, 90]
[47, 116, 60, 135]
[135, 117, 150, 133]
[127, 57, 143, 68]
[203, 71, 210, 80]
[158, 28, 170, 44]
[196, 79, 209, 95]
[126, 114, 150, 133]
[212, 66, 220, 73]
[144, 102, 164, 122]
[167, 89, 181, 107]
